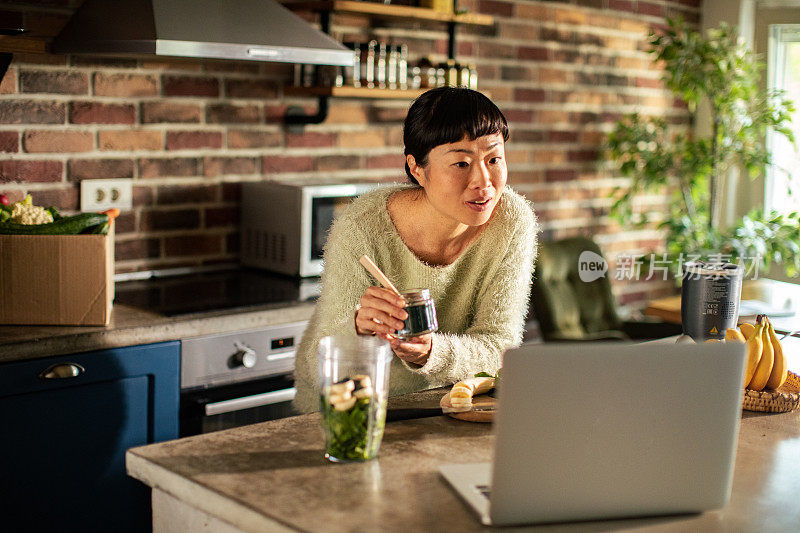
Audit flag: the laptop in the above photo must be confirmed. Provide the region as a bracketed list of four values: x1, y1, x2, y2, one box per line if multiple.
[439, 341, 746, 527]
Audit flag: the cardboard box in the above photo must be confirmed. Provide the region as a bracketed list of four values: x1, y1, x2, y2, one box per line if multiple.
[0, 229, 114, 326]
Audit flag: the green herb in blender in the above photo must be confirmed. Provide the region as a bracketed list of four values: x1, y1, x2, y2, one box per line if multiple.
[320, 375, 386, 462]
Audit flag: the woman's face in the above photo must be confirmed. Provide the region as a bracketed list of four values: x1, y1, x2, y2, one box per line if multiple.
[408, 133, 507, 228]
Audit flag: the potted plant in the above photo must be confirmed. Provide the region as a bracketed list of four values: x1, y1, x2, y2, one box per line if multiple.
[607, 18, 799, 277]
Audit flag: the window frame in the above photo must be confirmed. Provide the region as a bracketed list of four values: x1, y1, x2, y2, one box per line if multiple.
[765, 24, 800, 214]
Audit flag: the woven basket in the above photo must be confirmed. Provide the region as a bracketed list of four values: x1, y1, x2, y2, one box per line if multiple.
[742, 371, 800, 413]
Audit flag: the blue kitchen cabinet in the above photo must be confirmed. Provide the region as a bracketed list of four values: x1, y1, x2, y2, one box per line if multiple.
[0, 341, 179, 532]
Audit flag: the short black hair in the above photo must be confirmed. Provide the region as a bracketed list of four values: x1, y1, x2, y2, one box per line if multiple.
[403, 87, 509, 185]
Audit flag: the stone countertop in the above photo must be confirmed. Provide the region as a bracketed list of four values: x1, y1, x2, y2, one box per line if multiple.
[127, 389, 800, 532]
[0, 301, 316, 363]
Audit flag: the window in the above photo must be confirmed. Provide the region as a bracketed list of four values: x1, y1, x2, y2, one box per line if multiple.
[766, 25, 800, 214]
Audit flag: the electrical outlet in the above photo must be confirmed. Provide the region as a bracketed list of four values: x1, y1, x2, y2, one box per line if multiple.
[80, 178, 133, 211]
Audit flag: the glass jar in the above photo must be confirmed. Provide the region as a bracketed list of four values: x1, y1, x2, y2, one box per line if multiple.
[396, 288, 438, 338]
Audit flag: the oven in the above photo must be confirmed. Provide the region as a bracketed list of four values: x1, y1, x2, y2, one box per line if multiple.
[179, 321, 308, 436]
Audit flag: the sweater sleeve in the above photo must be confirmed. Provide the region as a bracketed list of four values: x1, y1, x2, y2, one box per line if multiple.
[292, 213, 373, 413]
[402, 204, 538, 383]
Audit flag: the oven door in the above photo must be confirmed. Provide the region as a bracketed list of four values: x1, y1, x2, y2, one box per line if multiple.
[180, 374, 298, 437]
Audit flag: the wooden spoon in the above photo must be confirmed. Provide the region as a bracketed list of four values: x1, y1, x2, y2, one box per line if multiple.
[359, 255, 402, 296]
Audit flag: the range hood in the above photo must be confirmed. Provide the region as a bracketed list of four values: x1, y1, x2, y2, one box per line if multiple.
[51, 0, 353, 66]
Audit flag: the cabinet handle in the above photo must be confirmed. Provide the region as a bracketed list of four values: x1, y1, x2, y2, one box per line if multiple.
[39, 363, 85, 379]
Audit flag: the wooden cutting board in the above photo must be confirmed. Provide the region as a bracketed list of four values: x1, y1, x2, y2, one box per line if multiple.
[440, 391, 496, 423]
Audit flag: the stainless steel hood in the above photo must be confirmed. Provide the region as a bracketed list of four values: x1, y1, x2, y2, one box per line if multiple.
[51, 0, 353, 66]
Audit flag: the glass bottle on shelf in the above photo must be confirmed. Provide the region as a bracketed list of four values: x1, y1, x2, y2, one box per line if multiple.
[469, 63, 478, 89]
[398, 44, 409, 90]
[353, 43, 362, 88]
[377, 42, 387, 89]
[388, 44, 399, 90]
[365, 40, 377, 89]
[445, 60, 459, 87]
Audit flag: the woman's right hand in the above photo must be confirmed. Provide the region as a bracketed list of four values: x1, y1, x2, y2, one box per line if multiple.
[355, 287, 407, 338]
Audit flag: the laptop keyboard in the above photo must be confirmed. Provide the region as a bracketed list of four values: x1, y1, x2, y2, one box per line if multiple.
[475, 484, 491, 499]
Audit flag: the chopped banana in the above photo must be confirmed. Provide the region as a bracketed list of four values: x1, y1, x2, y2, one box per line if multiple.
[332, 395, 357, 411]
[329, 379, 355, 396]
[353, 386, 373, 399]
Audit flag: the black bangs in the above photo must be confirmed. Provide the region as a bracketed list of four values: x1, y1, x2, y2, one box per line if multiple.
[403, 87, 509, 185]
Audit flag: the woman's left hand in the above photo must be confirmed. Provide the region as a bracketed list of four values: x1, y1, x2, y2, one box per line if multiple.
[389, 334, 432, 366]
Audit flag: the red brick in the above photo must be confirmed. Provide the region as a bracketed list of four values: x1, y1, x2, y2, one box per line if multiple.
[636, 77, 662, 89]
[262, 155, 313, 174]
[140, 58, 203, 71]
[166, 131, 223, 150]
[115, 238, 160, 260]
[94, 73, 158, 97]
[224, 79, 279, 99]
[0, 100, 65, 124]
[157, 185, 218, 205]
[515, 88, 546, 102]
[568, 150, 599, 162]
[68, 159, 134, 181]
[141, 102, 203, 124]
[113, 212, 136, 234]
[164, 234, 223, 256]
[23, 130, 93, 153]
[20, 71, 88, 95]
[163, 75, 220, 97]
[0, 160, 62, 183]
[139, 158, 201, 178]
[140, 209, 200, 231]
[549, 130, 579, 143]
[206, 104, 261, 124]
[477, 41, 518, 59]
[367, 153, 405, 169]
[504, 109, 534, 123]
[285, 131, 335, 148]
[133, 186, 155, 207]
[518, 47, 549, 61]
[0, 68, 16, 93]
[206, 206, 238, 227]
[316, 155, 360, 172]
[0, 132, 19, 152]
[203, 60, 261, 74]
[545, 169, 578, 182]
[227, 130, 282, 149]
[609, 0, 634, 11]
[70, 102, 135, 124]
[29, 187, 79, 211]
[637, 2, 664, 17]
[265, 104, 289, 123]
[99, 130, 163, 151]
[478, 0, 513, 17]
[204, 157, 258, 176]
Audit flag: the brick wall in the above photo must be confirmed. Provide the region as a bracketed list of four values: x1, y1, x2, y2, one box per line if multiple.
[0, 0, 701, 310]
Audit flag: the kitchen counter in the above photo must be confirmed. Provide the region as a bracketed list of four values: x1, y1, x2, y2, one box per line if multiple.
[127, 388, 800, 532]
[0, 301, 316, 363]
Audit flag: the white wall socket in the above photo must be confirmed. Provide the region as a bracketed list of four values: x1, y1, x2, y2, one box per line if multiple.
[80, 178, 133, 211]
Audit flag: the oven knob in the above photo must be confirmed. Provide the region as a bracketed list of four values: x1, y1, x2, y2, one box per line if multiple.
[233, 344, 257, 368]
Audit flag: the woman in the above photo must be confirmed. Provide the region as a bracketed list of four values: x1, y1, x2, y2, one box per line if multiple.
[293, 87, 538, 412]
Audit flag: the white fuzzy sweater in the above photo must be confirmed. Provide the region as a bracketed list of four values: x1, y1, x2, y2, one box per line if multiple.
[293, 184, 538, 413]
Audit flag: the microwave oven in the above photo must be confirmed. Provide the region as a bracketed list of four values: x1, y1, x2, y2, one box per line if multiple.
[241, 180, 390, 277]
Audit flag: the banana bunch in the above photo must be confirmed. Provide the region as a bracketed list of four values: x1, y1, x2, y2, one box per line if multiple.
[724, 314, 788, 391]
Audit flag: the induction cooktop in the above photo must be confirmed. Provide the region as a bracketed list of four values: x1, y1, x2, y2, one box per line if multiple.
[114, 267, 320, 317]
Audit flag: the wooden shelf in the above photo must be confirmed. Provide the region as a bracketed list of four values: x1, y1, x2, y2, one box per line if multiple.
[284, 1, 494, 26]
[0, 36, 48, 54]
[285, 85, 426, 99]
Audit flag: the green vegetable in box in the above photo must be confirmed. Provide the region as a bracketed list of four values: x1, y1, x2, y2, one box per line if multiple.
[0, 195, 112, 235]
